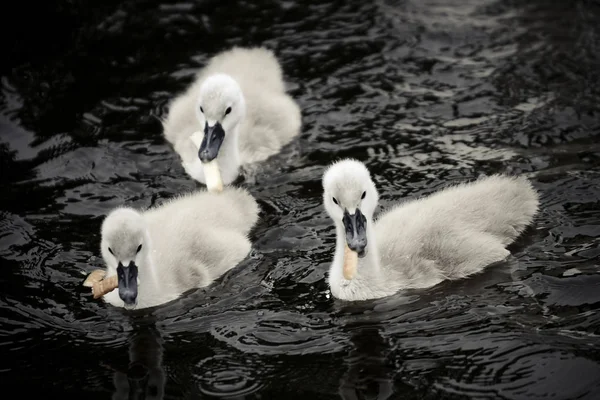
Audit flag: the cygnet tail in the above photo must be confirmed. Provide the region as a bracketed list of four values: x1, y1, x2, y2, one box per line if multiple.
[202, 47, 285, 93]
[463, 175, 540, 245]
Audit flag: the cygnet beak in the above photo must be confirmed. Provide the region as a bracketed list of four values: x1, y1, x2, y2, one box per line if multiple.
[117, 262, 138, 309]
[198, 121, 225, 163]
[343, 208, 368, 258]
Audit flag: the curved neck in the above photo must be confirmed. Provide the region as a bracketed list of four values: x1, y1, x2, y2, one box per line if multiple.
[216, 124, 241, 183]
[142, 230, 160, 289]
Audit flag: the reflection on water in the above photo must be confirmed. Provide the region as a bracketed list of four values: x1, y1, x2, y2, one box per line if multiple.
[338, 326, 395, 400]
[2, 0, 600, 398]
[111, 325, 165, 400]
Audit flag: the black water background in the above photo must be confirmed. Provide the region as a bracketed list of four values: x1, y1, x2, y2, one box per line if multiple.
[1, 0, 600, 398]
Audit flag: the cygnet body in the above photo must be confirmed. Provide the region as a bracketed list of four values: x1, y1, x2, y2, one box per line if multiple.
[162, 46, 302, 186]
[99, 187, 259, 309]
[322, 159, 539, 301]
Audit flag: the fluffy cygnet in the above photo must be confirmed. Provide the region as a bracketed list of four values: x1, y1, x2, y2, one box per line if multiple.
[162, 46, 302, 189]
[322, 159, 539, 301]
[99, 187, 259, 309]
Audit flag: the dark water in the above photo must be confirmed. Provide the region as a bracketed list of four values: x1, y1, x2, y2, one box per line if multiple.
[2, 0, 600, 398]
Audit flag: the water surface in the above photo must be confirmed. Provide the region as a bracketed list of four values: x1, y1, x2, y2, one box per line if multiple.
[2, 0, 600, 398]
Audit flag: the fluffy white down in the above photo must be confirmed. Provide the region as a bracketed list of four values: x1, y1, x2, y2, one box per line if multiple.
[99, 187, 259, 309]
[322, 159, 540, 301]
[162, 46, 302, 185]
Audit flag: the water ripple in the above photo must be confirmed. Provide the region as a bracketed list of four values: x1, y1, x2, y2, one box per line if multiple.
[1, 0, 600, 398]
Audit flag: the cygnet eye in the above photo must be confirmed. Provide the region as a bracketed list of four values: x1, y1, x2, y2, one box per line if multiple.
[225, 107, 232, 115]
[361, 191, 366, 199]
[136, 244, 143, 253]
[108, 247, 114, 255]
[332, 197, 339, 205]
[199, 106, 204, 113]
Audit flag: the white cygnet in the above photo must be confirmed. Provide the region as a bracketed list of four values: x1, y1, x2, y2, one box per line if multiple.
[162, 46, 302, 187]
[99, 187, 259, 309]
[322, 159, 539, 301]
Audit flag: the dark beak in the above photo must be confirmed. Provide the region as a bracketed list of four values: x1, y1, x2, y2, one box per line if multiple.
[198, 121, 225, 162]
[343, 208, 367, 257]
[117, 262, 138, 309]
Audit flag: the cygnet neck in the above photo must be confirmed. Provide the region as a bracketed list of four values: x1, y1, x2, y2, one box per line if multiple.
[214, 124, 241, 183]
[139, 229, 160, 291]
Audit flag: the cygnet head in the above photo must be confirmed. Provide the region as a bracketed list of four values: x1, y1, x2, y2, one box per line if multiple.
[322, 159, 379, 257]
[100, 208, 147, 309]
[195, 73, 246, 163]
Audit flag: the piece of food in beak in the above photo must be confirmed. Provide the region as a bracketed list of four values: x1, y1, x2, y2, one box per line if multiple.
[190, 131, 223, 193]
[92, 275, 119, 299]
[83, 269, 106, 287]
[83, 269, 118, 299]
[343, 244, 358, 280]
[203, 160, 223, 192]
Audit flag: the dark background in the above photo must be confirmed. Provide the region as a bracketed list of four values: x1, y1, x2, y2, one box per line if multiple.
[1, 0, 600, 398]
